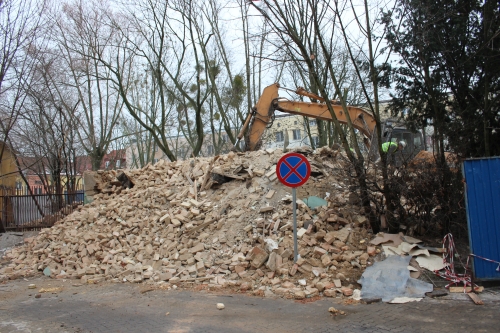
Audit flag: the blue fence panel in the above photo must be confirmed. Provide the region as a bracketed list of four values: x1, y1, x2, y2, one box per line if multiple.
[463, 157, 500, 280]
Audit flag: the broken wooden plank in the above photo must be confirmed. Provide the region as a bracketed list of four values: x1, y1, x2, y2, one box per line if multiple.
[467, 292, 484, 305]
[449, 286, 484, 293]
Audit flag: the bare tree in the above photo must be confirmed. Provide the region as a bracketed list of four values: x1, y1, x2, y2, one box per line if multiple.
[83, 0, 208, 161]
[249, 0, 379, 230]
[0, 0, 47, 171]
[120, 115, 156, 169]
[200, 0, 249, 150]
[13, 43, 82, 198]
[330, 0, 408, 230]
[54, 0, 124, 170]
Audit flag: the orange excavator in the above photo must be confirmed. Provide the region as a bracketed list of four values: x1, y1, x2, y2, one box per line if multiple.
[234, 83, 424, 161]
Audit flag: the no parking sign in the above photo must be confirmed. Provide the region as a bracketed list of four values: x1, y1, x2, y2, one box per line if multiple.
[276, 153, 311, 187]
[275, 153, 311, 263]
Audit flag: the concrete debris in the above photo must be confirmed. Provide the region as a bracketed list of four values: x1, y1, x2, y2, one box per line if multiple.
[415, 255, 446, 271]
[352, 289, 361, 300]
[38, 287, 61, 293]
[264, 238, 278, 252]
[328, 307, 345, 316]
[341, 287, 353, 296]
[294, 290, 306, 299]
[1, 147, 374, 300]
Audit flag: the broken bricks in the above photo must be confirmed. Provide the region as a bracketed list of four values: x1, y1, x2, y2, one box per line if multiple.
[248, 247, 269, 269]
[1, 147, 376, 301]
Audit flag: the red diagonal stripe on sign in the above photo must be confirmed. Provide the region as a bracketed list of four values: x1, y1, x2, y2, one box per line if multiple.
[282, 159, 305, 182]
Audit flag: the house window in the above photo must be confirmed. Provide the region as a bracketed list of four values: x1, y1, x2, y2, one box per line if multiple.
[34, 187, 42, 194]
[312, 136, 319, 146]
[294, 120, 298, 125]
[207, 145, 214, 155]
[309, 120, 317, 127]
[292, 129, 301, 140]
[105, 161, 110, 169]
[16, 181, 22, 189]
[276, 131, 284, 142]
[222, 134, 229, 143]
[116, 160, 121, 168]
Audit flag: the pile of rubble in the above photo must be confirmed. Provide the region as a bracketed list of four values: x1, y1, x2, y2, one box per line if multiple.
[1, 148, 377, 299]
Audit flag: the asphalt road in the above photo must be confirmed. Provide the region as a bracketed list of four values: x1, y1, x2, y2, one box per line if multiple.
[0, 277, 499, 333]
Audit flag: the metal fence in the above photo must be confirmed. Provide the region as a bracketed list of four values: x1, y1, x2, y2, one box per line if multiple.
[0, 187, 84, 232]
[463, 157, 500, 280]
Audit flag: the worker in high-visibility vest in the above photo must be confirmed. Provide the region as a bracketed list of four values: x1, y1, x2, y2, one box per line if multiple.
[380, 141, 406, 164]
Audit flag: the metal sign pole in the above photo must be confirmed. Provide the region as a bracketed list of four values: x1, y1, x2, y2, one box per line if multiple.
[292, 187, 298, 263]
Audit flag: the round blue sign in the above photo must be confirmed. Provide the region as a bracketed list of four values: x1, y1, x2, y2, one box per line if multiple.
[276, 153, 311, 188]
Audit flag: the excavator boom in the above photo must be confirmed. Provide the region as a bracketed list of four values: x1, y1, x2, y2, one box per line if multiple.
[239, 83, 377, 151]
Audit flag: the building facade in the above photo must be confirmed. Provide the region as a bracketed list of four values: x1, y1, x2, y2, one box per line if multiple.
[262, 114, 319, 150]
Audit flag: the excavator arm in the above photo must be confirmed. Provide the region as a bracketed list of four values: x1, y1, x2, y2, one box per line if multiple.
[236, 83, 377, 151]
